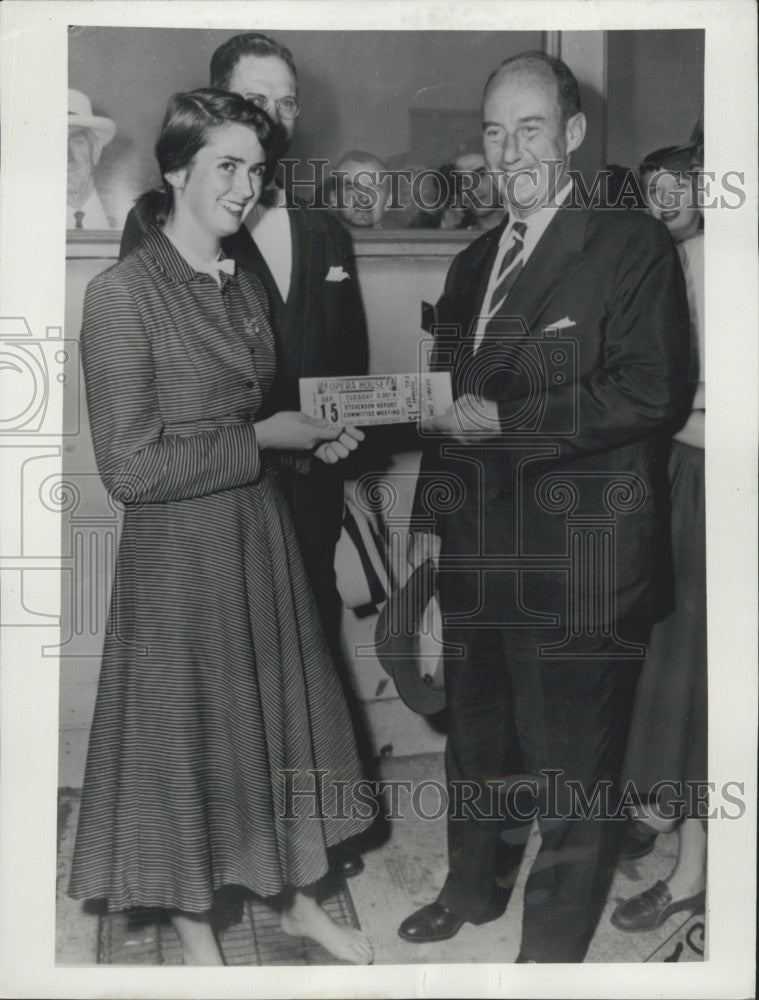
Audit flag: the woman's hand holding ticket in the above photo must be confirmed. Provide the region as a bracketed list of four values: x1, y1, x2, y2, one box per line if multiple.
[256, 411, 349, 452]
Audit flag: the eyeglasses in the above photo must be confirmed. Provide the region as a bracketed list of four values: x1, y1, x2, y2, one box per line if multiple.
[245, 94, 300, 120]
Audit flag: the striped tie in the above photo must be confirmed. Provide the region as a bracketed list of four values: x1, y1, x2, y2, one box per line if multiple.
[488, 220, 527, 315]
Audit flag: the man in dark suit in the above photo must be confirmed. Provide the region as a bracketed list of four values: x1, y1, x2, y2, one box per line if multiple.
[398, 51, 691, 961]
[120, 32, 369, 877]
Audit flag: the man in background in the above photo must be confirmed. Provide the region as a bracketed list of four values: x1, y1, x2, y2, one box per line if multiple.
[440, 135, 505, 231]
[329, 150, 389, 229]
[67, 89, 116, 229]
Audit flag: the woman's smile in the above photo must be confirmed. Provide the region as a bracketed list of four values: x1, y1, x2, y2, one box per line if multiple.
[218, 196, 249, 218]
[168, 122, 266, 248]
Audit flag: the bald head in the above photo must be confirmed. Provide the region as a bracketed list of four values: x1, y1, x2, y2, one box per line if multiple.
[336, 150, 386, 175]
[331, 150, 389, 228]
[485, 51, 581, 127]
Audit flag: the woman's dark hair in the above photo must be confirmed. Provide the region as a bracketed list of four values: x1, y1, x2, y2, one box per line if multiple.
[210, 32, 298, 90]
[639, 144, 699, 178]
[135, 88, 282, 226]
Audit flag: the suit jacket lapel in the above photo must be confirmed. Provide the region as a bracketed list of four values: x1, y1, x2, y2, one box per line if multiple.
[281, 207, 320, 370]
[493, 205, 589, 333]
[285, 206, 305, 315]
[467, 206, 589, 405]
[465, 223, 505, 316]
[449, 225, 504, 374]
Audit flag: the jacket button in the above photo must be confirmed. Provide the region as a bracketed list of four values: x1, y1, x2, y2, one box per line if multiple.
[245, 379, 255, 389]
[242, 411, 252, 422]
[501, 488, 511, 500]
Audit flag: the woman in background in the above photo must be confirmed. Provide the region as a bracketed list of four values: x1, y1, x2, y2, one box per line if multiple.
[68, 89, 373, 965]
[612, 136, 706, 932]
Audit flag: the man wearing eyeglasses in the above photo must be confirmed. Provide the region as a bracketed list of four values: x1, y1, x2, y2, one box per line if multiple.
[120, 32, 370, 879]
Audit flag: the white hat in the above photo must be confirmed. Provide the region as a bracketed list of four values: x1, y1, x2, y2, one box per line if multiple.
[68, 90, 116, 146]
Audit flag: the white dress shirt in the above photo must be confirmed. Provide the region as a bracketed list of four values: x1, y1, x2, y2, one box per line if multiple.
[244, 186, 292, 303]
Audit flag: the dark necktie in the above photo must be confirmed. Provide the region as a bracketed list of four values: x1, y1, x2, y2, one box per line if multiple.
[488, 220, 527, 312]
[474, 220, 527, 351]
[74, 210, 84, 229]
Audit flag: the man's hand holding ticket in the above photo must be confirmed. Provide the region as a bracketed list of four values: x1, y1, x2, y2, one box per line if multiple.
[299, 373, 453, 427]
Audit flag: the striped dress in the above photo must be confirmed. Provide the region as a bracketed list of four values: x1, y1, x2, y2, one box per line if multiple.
[68, 227, 370, 914]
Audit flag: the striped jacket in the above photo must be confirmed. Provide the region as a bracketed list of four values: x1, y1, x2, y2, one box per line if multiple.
[81, 226, 278, 507]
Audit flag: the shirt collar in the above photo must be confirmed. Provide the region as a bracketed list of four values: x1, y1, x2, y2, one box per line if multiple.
[141, 226, 234, 285]
[164, 230, 231, 278]
[500, 179, 573, 251]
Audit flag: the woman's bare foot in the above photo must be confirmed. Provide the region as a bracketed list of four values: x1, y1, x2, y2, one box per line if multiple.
[169, 910, 224, 965]
[281, 891, 374, 964]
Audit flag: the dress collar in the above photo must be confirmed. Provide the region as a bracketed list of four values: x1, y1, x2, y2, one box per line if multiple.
[140, 226, 235, 285]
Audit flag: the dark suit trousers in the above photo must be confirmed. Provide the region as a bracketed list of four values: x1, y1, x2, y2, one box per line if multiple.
[438, 621, 648, 962]
[277, 461, 344, 648]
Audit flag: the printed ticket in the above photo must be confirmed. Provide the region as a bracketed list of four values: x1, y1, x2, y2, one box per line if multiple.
[299, 372, 453, 426]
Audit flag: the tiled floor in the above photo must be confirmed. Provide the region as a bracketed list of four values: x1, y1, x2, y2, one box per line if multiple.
[93, 884, 361, 966]
[56, 751, 706, 967]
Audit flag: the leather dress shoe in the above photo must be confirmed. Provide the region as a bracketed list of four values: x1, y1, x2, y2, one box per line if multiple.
[328, 849, 365, 879]
[618, 820, 658, 860]
[398, 898, 505, 944]
[515, 952, 536, 963]
[611, 880, 705, 932]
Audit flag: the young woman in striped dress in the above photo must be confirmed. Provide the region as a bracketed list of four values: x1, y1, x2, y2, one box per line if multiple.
[68, 89, 373, 965]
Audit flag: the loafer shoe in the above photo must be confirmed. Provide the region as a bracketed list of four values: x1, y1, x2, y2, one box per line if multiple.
[618, 820, 658, 860]
[611, 880, 705, 933]
[398, 898, 505, 944]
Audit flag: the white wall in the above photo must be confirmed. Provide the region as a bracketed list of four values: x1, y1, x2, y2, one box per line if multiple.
[605, 29, 704, 170]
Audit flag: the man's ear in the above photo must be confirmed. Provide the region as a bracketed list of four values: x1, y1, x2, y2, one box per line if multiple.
[90, 137, 103, 167]
[565, 112, 587, 155]
[164, 168, 187, 192]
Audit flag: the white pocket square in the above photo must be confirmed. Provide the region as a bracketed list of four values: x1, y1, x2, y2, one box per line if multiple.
[544, 316, 576, 331]
[326, 266, 350, 282]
